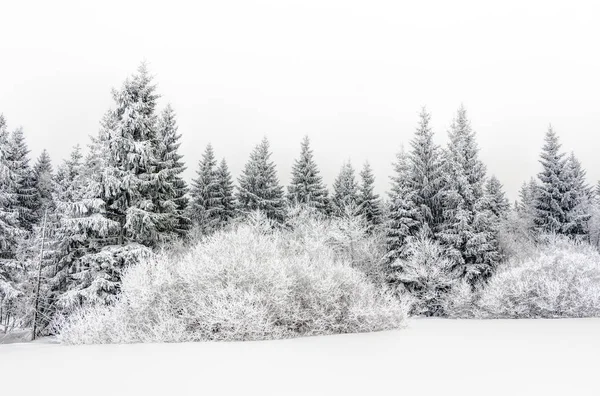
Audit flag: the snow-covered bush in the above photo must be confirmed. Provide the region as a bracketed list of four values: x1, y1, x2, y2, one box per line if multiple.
[389, 232, 459, 317]
[58, 212, 410, 344]
[446, 236, 600, 318]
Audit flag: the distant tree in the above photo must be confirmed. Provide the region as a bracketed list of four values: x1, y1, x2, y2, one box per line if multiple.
[331, 161, 359, 215]
[533, 127, 573, 235]
[483, 176, 510, 218]
[32, 149, 55, 219]
[357, 162, 382, 230]
[155, 105, 190, 239]
[287, 136, 329, 213]
[190, 144, 221, 234]
[214, 159, 236, 227]
[563, 152, 591, 237]
[237, 138, 286, 222]
[386, 147, 420, 263]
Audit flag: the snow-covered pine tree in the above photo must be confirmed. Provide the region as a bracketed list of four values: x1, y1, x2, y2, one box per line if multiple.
[0, 115, 21, 259]
[386, 147, 420, 263]
[408, 108, 446, 235]
[533, 126, 572, 235]
[437, 106, 499, 283]
[214, 158, 236, 227]
[155, 105, 190, 239]
[287, 136, 329, 213]
[99, 63, 166, 247]
[6, 127, 38, 231]
[563, 152, 591, 237]
[357, 161, 382, 230]
[0, 116, 23, 326]
[190, 144, 221, 234]
[237, 138, 286, 222]
[516, 178, 539, 234]
[331, 161, 359, 216]
[484, 176, 510, 218]
[32, 149, 55, 220]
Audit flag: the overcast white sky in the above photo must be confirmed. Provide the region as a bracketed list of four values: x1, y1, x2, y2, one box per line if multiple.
[1, 0, 599, 200]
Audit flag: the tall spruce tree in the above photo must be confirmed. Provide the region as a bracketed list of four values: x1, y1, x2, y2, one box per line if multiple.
[0, 115, 21, 259]
[56, 65, 163, 309]
[331, 161, 359, 215]
[533, 126, 572, 235]
[190, 144, 221, 234]
[357, 161, 382, 229]
[237, 138, 286, 222]
[287, 136, 329, 213]
[408, 108, 446, 235]
[386, 147, 420, 263]
[6, 127, 38, 230]
[438, 106, 498, 282]
[155, 105, 190, 239]
[0, 116, 22, 312]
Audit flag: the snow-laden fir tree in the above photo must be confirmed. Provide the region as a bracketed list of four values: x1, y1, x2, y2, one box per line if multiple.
[385, 147, 420, 263]
[237, 138, 286, 222]
[483, 175, 510, 218]
[0, 115, 21, 259]
[562, 152, 591, 237]
[356, 161, 382, 230]
[32, 149, 55, 219]
[155, 105, 190, 239]
[331, 161, 359, 216]
[437, 106, 499, 282]
[6, 127, 38, 231]
[214, 158, 236, 227]
[0, 116, 23, 325]
[287, 136, 329, 213]
[190, 144, 221, 234]
[54, 65, 164, 309]
[533, 126, 573, 235]
[408, 108, 446, 235]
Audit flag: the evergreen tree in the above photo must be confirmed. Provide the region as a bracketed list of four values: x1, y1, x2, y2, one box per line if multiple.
[438, 106, 499, 282]
[484, 176, 510, 218]
[237, 138, 286, 222]
[155, 105, 190, 239]
[55, 65, 161, 309]
[0, 115, 21, 259]
[32, 149, 55, 219]
[214, 159, 236, 227]
[287, 136, 329, 213]
[190, 144, 221, 234]
[533, 126, 572, 235]
[331, 161, 359, 215]
[563, 152, 591, 237]
[386, 147, 420, 263]
[408, 108, 446, 235]
[6, 127, 38, 230]
[357, 161, 382, 229]
[0, 116, 22, 315]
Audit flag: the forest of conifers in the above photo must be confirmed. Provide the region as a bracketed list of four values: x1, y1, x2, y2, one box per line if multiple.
[2, 64, 599, 342]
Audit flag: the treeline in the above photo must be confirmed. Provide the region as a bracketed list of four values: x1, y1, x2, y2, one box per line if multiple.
[0, 64, 597, 334]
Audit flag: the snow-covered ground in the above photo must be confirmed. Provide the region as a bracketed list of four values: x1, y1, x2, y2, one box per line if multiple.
[1, 318, 599, 396]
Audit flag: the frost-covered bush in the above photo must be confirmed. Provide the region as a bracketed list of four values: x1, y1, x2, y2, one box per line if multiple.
[390, 233, 459, 317]
[58, 212, 410, 344]
[446, 236, 600, 318]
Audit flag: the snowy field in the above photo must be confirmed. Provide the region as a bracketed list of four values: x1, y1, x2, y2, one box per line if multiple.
[2, 318, 599, 396]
